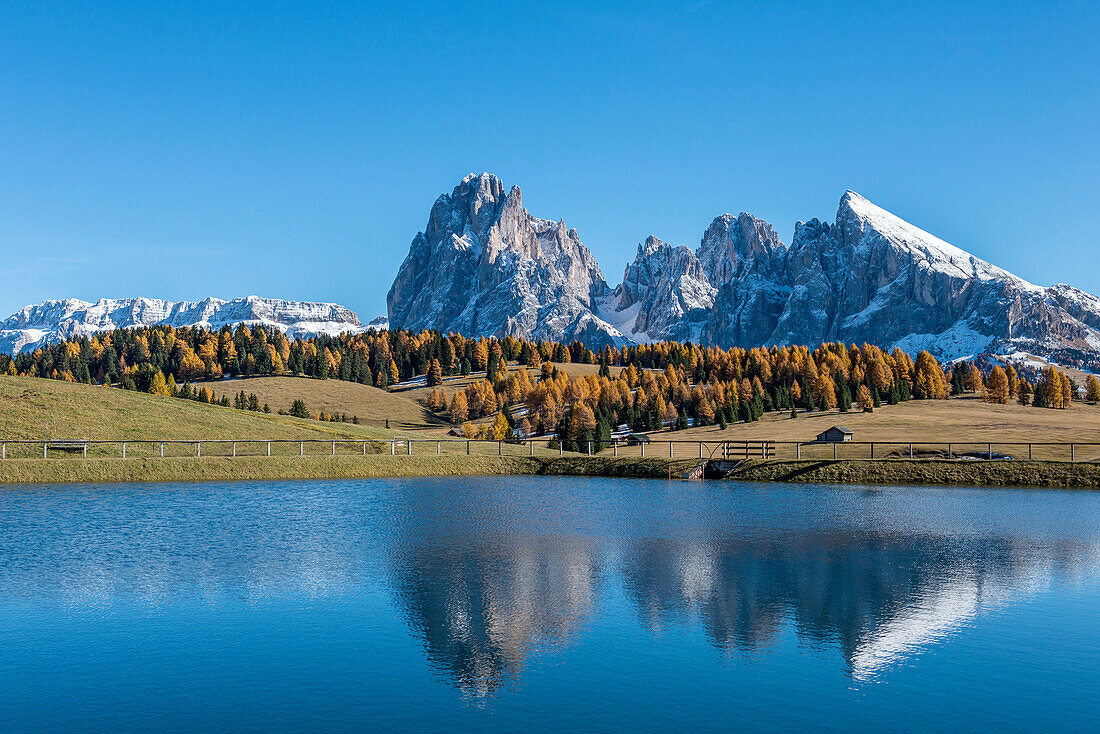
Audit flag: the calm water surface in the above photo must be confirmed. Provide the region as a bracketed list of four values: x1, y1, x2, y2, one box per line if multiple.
[0, 477, 1097, 732]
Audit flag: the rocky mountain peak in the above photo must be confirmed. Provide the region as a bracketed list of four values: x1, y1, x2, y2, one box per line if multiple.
[388, 174, 622, 346]
[0, 296, 367, 354]
[389, 177, 1100, 364]
[696, 212, 785, 287]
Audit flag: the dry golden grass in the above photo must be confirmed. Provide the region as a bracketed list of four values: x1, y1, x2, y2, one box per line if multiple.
[671, 395, 1100, 443]
[602, 396, 1100, 462]
[192, 375, 444, 430]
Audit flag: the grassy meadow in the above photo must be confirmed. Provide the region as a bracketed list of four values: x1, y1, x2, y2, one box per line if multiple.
[192, 375, 444, 430]
[0, 376, 397, 458]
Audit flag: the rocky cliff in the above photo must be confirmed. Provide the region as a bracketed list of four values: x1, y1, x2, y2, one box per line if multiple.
[387, 173, 623, 345]
[389, 175, 1100, 362]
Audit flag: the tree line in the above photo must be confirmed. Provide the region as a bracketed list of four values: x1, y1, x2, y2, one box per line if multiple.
[1, 324, 1092, 444]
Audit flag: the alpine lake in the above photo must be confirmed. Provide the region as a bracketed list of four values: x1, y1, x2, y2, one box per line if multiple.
[1, 476, 1097, 732]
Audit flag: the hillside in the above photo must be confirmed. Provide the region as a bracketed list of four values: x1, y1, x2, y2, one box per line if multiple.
[192, 375, 443, 430]
[0, 376, 394, 446]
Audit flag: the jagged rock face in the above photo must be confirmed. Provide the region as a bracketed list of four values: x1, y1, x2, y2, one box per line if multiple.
[389, 177, 1100, 361]
[0, 296, 366, 354]
[692, 213, 790, 347]
[387, 173, 621, 345]
[772, 192, 1100, 359]
[696, 212, 785, 286]
[607, 236, 715, 342]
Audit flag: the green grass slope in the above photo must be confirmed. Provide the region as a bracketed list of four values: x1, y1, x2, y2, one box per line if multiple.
[0, 376, 395, 443]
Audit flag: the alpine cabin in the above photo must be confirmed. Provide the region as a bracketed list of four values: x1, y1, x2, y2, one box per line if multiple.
[816, 426, 854, 443]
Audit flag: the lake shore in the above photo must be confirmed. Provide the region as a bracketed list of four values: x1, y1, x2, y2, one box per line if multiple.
[1, 455, 1099, 487]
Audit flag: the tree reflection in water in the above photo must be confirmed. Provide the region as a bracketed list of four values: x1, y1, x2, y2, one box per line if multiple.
[386, 480, 1098, 693]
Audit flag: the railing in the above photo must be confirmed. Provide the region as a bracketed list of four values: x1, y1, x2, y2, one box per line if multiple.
[2, 437, 1098, 462]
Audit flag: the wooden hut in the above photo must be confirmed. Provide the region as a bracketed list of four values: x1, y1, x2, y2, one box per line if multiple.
[816, 426, 854, 443]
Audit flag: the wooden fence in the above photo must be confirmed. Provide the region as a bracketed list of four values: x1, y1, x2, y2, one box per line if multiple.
[1, 438, 1099, 462]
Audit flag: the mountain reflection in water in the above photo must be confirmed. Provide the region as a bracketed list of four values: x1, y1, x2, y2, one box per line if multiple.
[1, 477, 1097, 701]
[381, 478, 1099, 693]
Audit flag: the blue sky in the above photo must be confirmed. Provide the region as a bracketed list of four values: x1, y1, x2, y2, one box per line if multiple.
[1, 1, 1097, 320]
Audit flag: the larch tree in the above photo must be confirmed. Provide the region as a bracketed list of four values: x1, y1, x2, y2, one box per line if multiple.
[1086, 375, 1100, 404]
[985, 366, 1009, 404]
[449, 392, 469, 425]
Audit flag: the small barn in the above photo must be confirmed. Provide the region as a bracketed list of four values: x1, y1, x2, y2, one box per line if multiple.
[625, 433, 652, 446]
[816, 426, 854, 443]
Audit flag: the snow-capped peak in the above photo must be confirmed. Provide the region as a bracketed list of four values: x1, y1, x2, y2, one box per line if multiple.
[0, 296, 369, 354]
[838, 190, 1039, 291]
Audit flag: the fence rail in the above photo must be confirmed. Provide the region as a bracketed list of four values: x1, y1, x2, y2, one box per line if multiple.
[2, 438, 1100, 462]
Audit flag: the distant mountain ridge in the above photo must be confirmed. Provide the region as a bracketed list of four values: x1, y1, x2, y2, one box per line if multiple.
[0, 296, 377, 354]
[388, 173, 1100, 365]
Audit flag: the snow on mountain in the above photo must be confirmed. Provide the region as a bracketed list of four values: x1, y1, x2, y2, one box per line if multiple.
[0, 296, 367, 354]
[387, 172, 625, 347]
[388, 175, 1100, 365]
[600, 236, 715, 342]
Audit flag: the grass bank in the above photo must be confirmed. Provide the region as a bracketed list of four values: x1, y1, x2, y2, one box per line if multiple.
[728, 459, 1100, 488]
[0, 455, 699, 484]
[1, 454, 1097, 488]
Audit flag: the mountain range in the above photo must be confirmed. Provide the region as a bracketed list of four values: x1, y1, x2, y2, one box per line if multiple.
[5, 173, 1099, 369]
[388, 173, 1100, 365]
[0, 296, 382, 354]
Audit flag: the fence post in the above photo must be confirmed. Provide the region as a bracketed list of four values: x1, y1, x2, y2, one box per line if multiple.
[197, 442, 201, 457]
[83, 443, 87, 459]
[122, 442, 126, 459]
[300, 441, 304, 456]
[987, 443, 991, 459]
[44, 442, 47, 459]
[232, 441, 236, 457]
[529, 441, 533, 456]
[587, 441, 592, 456]
[833, 442, 837, 460]
[332, 440, 336, 456]
[408, 440, 412, 456]
[669, 442, 673, 458]
[870, 442, 874, 459]
[161, 442, 165, 458]
[698, 442, 702, 459]
[391, 439, 395, 456]
[364, 441, 368, 455]
[268, 441, 272, 456]
[1028, 444, 1032, 461]
[948, 443, 952, 459]
[909, 443, 913, 459]
[467, 440, 471, 456]
[613, 440, 618, 457]
[796, 442, 800, 460]
[1071, 444, 1075, 463]
[2, 443, 4, 459]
